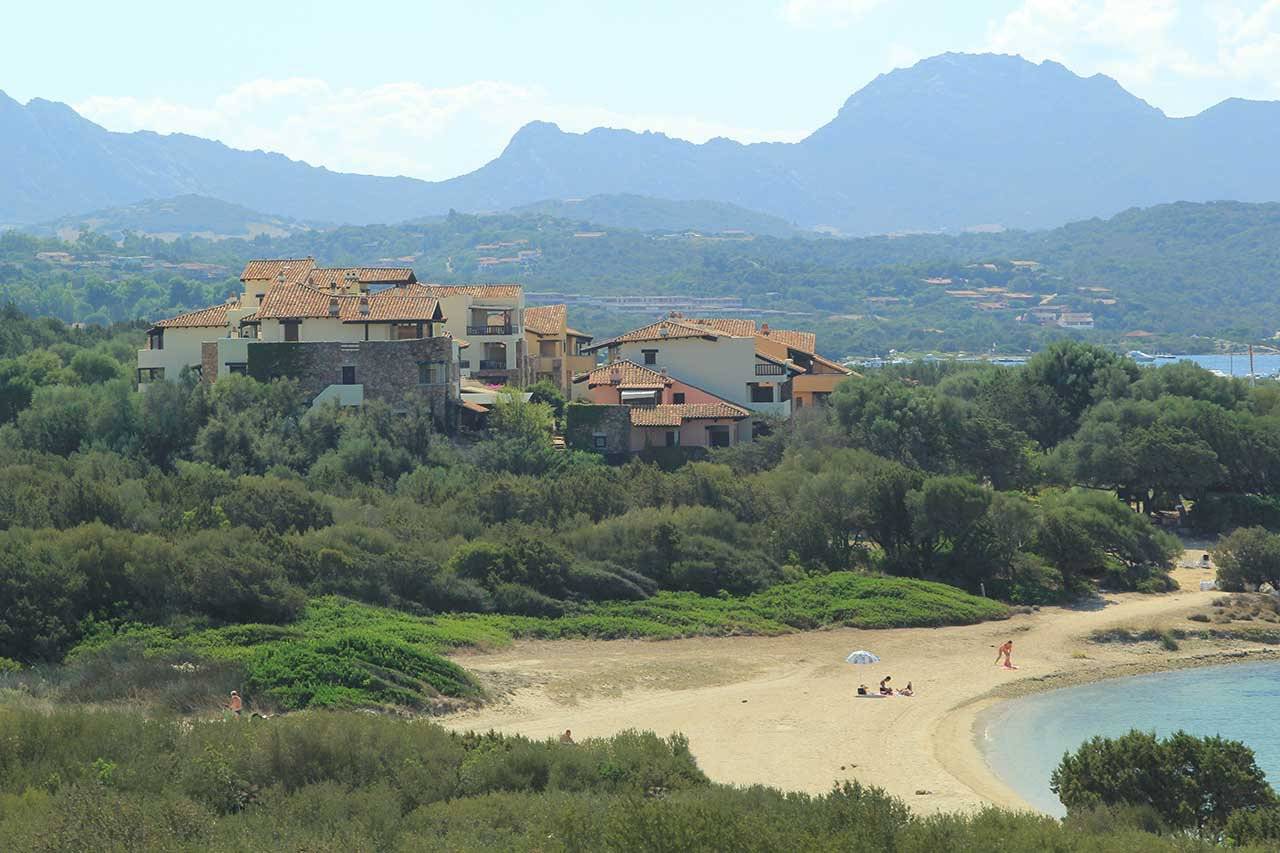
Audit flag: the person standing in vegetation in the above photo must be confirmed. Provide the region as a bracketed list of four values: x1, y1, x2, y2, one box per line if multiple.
[226, 690, 243, 716]
[560, 729, 574, 744]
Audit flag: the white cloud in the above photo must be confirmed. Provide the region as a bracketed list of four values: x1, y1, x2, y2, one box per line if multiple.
[73, 79, 806, 181]
[983, 0, 1280, 108]
[1210, 0, 1280, 86]
[781, 0, 887, 28]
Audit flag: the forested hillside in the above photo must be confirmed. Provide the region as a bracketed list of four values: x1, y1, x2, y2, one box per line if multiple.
[3, 201, 1279, 355]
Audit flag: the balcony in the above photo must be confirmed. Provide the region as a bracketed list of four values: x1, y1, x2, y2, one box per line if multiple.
[755, 363, 786, 376]
[478, 359, 508, 371]
[466, 324, 513, 336]
[747, 400, 792, 417]
[312, 384, 364, 409]
[136, 348, 167, 370]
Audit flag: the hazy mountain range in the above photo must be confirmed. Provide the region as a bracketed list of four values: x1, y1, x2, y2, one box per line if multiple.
[4, 52, 1279, 235]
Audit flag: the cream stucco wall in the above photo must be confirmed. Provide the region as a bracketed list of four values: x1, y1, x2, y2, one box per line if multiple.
[258, 318, 405, 343]
[434, 293, 524, 377]
[137, 326, 224, 385]
[610, 337, 781, 412]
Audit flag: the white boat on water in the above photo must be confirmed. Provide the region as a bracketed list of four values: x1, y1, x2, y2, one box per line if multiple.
[1126, 350, 1155, 363]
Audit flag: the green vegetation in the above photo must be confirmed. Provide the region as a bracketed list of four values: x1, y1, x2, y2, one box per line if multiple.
[14, 575, 1002, 712]
[1052, 730, 1277, 838]
[5, 200, 1280, 353]
[6, 313, 1278, 715]
[1214, 527, 1280, 592]
[0, 708, 1274, 852]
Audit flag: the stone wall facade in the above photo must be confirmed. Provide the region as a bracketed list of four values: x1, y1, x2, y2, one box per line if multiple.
[245, 337, 458, 429]
[200, 342, 218, 385]
[565, 403, 632, 461]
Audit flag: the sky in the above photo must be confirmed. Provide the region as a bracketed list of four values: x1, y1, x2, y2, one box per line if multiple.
[2, 1, 1278, 182]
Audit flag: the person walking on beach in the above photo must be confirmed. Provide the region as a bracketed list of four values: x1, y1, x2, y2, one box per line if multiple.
[995, 640, 1015, 669]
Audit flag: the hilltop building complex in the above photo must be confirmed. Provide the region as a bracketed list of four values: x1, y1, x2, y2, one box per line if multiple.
[138, 263, 851, 445]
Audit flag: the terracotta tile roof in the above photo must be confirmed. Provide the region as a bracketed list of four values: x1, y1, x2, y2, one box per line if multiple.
[152, 302, 235, 329]
[358, 293, 443, 322]
[808, 352, 853, 375]
[629, 402, 749, 426]
[239, 258, 316, 283]
[586, 318, 720, 350]
[419, 284, 523, 299]
[307, 267, 416, 288]
[524, 304, 566, 336]
[578, 360, 671, 389]
[762, 328, 817, 353]
[566, 326, 592, 339]
[257, 282, 441, 323]
[689, 318, 757, 336]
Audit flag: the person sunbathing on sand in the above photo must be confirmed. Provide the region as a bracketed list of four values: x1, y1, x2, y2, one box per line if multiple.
[899, 682, 914, 697]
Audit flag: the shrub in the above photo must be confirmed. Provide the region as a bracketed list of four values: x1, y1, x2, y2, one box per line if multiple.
[1226, 805, 1280, 847]
[244, 631, 479, 710]
[1052, 730, 1276, 833]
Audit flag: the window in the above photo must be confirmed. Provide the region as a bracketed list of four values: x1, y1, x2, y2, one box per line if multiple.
[593, 433, 608, 450]
[539, 340, 558, 357]
[750, 384, 775, 403]
[136, 367, 165, 383]
[812, 392, 831, 406]
[672, 392, 685, 404]
[283, 321, 300, 342]
[342, 365, 356, 385]
[227, 363, 247, 376]
[642, 349, 657, 365]
[418, 361, 448, 385]
[665, 430, 678, 448]
[148, 329, 164, 351]
[707, 426, 731, 448]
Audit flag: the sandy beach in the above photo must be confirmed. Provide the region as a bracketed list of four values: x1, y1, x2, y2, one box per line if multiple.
[443, 565, 1280, 815]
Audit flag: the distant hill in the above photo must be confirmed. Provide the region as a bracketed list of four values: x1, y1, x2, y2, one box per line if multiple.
[508, 194, 798, 236]
[8, 200, 1280, 358]
[25, 194, 321, 242]
[4, 53, 1279, 234]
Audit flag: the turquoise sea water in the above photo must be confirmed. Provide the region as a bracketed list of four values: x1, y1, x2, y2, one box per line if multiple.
[979, 661, 1280, 816]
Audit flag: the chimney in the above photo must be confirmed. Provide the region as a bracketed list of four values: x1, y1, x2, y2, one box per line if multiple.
[609, 366, 621, 385]
[358, 295, 370, 316]
[659, 326, 669, 338]
[761, 322, 770, 336]
[328, 296, 340, 317]
[345, 270, 359, 293]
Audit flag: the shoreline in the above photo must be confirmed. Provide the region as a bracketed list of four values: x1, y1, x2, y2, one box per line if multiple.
[442, 566, 1278, 815]
[937, 645, 1280, 814]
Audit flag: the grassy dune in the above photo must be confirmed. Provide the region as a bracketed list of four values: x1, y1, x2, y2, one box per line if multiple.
[26, 574, 1006, 712]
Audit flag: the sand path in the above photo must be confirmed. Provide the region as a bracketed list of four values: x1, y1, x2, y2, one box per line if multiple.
[442, 566, 1277, 814]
